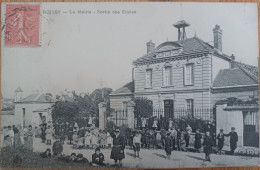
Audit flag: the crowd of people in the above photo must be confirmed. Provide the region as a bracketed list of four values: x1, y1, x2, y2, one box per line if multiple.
[1, 118, 239, 166]
[2, 124, 34, 151]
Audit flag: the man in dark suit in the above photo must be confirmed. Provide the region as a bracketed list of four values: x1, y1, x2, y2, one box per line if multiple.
[224, 127, 238, 155]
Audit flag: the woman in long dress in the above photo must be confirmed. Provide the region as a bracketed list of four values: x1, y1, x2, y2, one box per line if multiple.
[24, 125, 34, 151]
[13, 125, 22, 147]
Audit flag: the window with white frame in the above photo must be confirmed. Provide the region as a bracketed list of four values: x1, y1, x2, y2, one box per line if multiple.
[184, 64, 194, 85]
[164, 66, 173, 86]
[145, 69, 152, 88]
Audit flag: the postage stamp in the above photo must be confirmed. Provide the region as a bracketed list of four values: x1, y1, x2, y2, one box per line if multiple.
[4, 4, 40, 47]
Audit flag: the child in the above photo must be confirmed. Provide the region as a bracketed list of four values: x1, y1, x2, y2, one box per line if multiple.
[85, 130, 92, 149]
[165, 132, 173, 160]
[133, 131, 141, 158]
[77, 133, 85, 149]
[76, 153, 88, 163]
[40, 148, 52, 158]
[91, 131, 98, 149]
[52, 138, 63, 157]
[176, 128, 182, 151]
[203, 131, 214, 162]
[194, 129, 202, 153]
[106, 131, 113, 148]
[8, 126, 14, 146]
[216, 129, 225, 154]
[72, 131, 79, 149]
[99, 130, 107, 148]
[68, 153, 77, 162]
[92, 147, 106, 166]
[45, 125, 53, 145]
[144, 129, 151, 149]
[3, 126, 9, 147]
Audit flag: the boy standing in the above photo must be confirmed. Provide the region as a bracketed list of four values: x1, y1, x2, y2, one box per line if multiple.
[203, 131, 214, 162]
[216, 129, 225, 154]
[133, 131, 141, 158]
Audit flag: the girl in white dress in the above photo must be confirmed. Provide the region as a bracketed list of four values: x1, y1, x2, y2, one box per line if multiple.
[91, 131, 98, 149]
[84, 130, 92, 149]
[106, 131, 113, 148]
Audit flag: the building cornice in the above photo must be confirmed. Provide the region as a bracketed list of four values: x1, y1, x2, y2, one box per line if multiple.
[134, 88, 210, 95]
[133, 50, 211, 66]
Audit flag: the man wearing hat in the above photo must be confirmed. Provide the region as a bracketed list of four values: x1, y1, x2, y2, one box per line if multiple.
[224, 127, 238, 155]
[109, 127, 125, 166]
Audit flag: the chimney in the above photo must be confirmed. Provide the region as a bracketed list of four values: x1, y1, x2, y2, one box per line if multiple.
[213, 25, 223, 51]
[146, 40, 155, 53]
[230, 54, 236, 68]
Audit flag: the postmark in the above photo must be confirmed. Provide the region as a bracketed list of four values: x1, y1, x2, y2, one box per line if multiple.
[4, 4, 40, 47]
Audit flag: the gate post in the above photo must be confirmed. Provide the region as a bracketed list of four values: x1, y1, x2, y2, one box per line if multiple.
[127, 101, 135, 129]
[98, 102, 107, 130]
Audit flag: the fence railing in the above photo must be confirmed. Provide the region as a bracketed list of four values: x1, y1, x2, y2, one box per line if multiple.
[152, 108, 213, 121]
[110, 109, 128, 127]
[108, 107, 214, 128]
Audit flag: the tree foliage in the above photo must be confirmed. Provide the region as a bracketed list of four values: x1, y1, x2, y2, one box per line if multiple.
[133, 97, 153, 118]
[52, 88, 113, 124]
[52, 101, 79, 123]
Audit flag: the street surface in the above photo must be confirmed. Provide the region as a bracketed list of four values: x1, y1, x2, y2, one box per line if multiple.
[33, 138, 259, 168]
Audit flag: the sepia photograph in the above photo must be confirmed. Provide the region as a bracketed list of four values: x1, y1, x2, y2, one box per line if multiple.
[0, 2, 259, 169]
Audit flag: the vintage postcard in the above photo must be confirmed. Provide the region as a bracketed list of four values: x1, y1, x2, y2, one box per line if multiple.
[0, 2, 259, 169]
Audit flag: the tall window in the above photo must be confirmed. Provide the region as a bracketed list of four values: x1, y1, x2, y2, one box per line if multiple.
[184, 64, 194, 85]
[186, 99, 194, 117]
[164, 66, 173, 86]
[145, 69, 152, 88]
[122, 101, 127, 111]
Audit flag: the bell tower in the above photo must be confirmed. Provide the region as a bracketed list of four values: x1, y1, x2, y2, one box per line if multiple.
[173, 20, 190, 41]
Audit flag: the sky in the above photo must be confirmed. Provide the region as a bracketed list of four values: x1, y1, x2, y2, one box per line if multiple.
[1, 2, 258, 99]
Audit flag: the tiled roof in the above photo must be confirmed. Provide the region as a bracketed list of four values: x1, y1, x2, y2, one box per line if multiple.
[16, 93, 56, 103]
[133, 37, 229, 64]
[212, 68, 258, 88]
[111, 81, 134, 95]
[233, 61, 259, 79]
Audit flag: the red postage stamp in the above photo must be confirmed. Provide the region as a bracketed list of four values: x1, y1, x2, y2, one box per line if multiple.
[4, 4, 40, 47]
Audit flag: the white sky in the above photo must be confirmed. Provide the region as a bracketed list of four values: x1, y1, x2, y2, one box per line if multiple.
[1, 2, 258, 98]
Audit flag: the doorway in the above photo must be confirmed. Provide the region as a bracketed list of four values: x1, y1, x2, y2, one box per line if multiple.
[164, 100, 174, 119]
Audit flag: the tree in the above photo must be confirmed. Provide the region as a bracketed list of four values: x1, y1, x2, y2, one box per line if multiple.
[133, 97, 153, 118]
[90, 88, 113, 116]
[51, 88, 113, 125]
[51, 101, 79, 123]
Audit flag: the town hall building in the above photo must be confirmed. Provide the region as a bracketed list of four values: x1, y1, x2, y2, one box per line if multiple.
[109, 20, 259, 147]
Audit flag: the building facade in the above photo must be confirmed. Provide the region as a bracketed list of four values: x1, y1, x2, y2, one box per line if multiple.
[14, 93, 56, 128]
[130, 22, 232, 119]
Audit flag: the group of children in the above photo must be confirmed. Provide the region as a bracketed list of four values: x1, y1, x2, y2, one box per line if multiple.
[72, 128, 113, 149]
[40, 147, 106, 166]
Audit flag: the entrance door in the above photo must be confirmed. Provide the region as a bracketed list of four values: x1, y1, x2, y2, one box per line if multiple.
[243, 111, 259, 147]
[164, 100, 174, 119]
